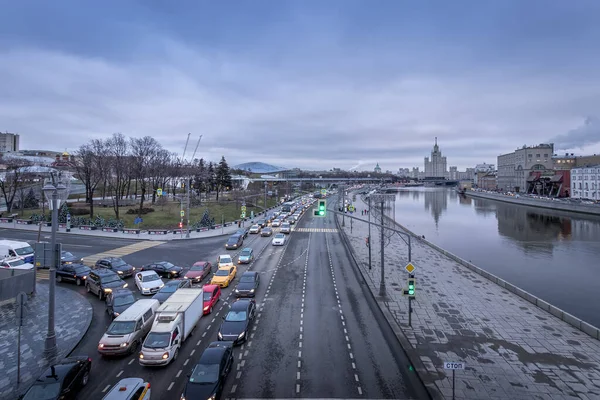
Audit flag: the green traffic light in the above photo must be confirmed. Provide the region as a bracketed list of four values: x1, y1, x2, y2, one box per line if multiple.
[319, 210, 325, 216]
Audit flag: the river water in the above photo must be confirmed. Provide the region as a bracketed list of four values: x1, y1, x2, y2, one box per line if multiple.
[389, 187, 600, 328]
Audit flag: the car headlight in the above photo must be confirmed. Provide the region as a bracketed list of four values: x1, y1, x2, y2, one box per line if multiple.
[139, 353, 144, 359]
[203, 306, 209, 310]
[162, 352, 170, 359]
[123, 283, 128, 288]
[159, 283, 165, 288]
[117, 271, 123, 275]
[171, 270, 178, 274]
[132, 267, 136, 271]
[120, 342, 128, 347]
[184, 275, 189, 279]
[98, 343, 104, 348]
[235, 289, 239, 293]
[83, 276, 87, 280]
[238, 331, 245, 339]
[249, 289, 255, 293]
[114, 312, 120, 317]
[104, 288, 112, 293]
[218, 332, 223, 339]
[207, 394, 216, 400]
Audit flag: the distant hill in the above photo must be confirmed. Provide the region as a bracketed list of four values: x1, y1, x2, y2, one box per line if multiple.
[234, 162, 290, 174]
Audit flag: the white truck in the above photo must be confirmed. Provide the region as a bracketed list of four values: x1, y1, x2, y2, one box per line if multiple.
[139, 288, 203, 366]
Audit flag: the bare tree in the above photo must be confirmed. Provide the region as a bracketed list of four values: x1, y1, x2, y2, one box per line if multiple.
[0, 157, 33, 213]
[74, 139, 107, 217]
[105, 133, 130, 220]
[130, 136, 162, 215]
[149, 149, 175, 204]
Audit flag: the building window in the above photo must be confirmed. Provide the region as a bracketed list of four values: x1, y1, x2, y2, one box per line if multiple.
[544, 154, 548, 158]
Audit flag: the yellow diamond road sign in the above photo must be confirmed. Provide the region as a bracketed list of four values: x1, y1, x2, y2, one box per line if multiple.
[405, 262, 416, 273]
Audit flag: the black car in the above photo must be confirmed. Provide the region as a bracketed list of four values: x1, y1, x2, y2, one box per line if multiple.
[182, 341, 233, 400]
[60, 251, 82, 265]
[56, 263, 90, 286]
[235, 227, 249, 239]
[95, 257, 135, 278]
[256, 219, 267, 228]
[225, 234, 244, 250]
[217, 299, 256, 345]
[141, 261, 183, 278]
[152, 279, 191, 304]
[260, 227, 273, 237]
[105, 288, 136, 319]
[234, 271, 260, 298]
[85, 269, 128, 300]
[20, 356, 91, 400]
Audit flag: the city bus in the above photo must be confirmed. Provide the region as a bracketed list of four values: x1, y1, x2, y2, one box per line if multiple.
[280, 201, 295, 214]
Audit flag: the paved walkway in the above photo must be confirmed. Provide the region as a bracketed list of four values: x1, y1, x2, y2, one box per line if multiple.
[338, 195, 600, 400]
[0, 283, 92, 400]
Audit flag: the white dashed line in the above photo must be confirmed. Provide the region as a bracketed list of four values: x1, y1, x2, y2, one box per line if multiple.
[207, 324, 211, 330]
[358, 387, 363, 395]
[128, 359, 134, 365]
[298, 350, 302, 357]
[299, 341, 302, 348]
[296, 383, 301, 393]
[241, 359, 246, 366]
[184, 359, 189, 366]
[231, 384, 237, 393]
[211, 317, 216, 323]
[196, 339, 202, 346]
[349, 352, 354, 359]
[116, 370, 123, 377]
[236, 371, 242, 379]
[239, 353, 243, 360]
[190, 349, 195, 356]
[167, 382, 174, 391]
[176, 370, 182, 378]
[202, 332, 207, 337]
[102, 385, 111, 393]
[298, 360, 301, 368]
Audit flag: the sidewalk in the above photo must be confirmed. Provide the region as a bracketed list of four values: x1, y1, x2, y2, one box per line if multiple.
[338, 195, 600, 399]
[0, 283, 93, 400]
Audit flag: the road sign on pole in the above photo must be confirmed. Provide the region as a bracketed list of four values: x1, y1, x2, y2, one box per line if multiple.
[180, 210, 185, 217]
[157, 188, 163, 196]
[241, 205, 247, 212]
[444, 361, 465, 400]
[405, 262, 416, 274]
[321, 188, 326, 196]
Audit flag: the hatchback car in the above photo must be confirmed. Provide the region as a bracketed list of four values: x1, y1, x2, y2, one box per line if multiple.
[235, 271, 260, 297]
[56, 263, 90, 286]
[21, 356, 91, 400]
[140, 261, 183, 278]
[249, 224, 261, 234]
[95, 257, 135, 278]
[181, 342, 233, 400]
[260, 227, 273, 237]
[203, 284, 221, 315]
[237, 248, 254, 264]
[218, 299, 256, 345]
[135, 271, 164, 295]
[210, 266, 237, 288]
[184, 261, 212, 284]
[216, 255, 234, 268]
[152, 279, 191, 303]
[272, 233, 286, 246]
[225, 234, 244, 250]
[105, 288, 136, 319]
[86, 269, 128, 300]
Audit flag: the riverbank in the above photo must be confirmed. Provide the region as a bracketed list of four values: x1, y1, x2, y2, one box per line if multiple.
[465, 190, 600, 216]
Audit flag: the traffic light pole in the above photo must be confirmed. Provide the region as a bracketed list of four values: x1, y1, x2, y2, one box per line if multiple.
[379, 199, 386, 297]
[186, 176, 191, 238]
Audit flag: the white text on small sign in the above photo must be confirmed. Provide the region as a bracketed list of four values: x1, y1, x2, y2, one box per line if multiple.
[444, 362, 465, 370]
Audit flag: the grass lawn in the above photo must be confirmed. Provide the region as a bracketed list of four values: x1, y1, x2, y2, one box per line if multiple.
[18, 197, 281, 229]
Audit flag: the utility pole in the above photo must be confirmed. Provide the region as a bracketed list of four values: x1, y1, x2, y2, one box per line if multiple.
[342, 184, 346, 227]
[368, 195, 372, 270]
[186, 176, 191, 238]
[379, 199, 386, 296]
[264, 181, 267, 213]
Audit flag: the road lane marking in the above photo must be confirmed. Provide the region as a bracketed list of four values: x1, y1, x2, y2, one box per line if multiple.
[176, 370, 182, 378]
[128, 359, 134, 365]
[358, 387, 363, 395]
[298, 360, 301, 368]
[196, 339, 202, 346]
[241, 360, 246, 367]
[184, 359, 189, 366]
[296, 384, 300, 393]
[116, 370, 123, 377]
[352, 362, 356, 369]
[355, 373, 360, 382]
[207, 324, 211, 329]
[239, 353, 243, 360]
[231, 384, 237, 394]
[244, 350, 249, 357]
[297, 371, 301, 379]
[299, 341, 302, 348]
[102, 385, 111, 393]
[81, 240, 166, 266]
[299, 350, 302, 357]
[211, 317, 216, 323]
[236, 371, 242, 379]
[167, 382, 174, 391]
[299, 333, 303, 340]
[202, 332, 207, 337]
[190, 349, 195, 356]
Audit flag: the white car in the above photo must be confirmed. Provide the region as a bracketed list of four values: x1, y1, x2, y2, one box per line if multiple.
[135, 271, 164, 295]
[272, 233, 286, 246]
[249, 224, 261, 234]
[217, 254, 234, 268]
[0, 257, 34, 270]
[271, 219, 282, 227]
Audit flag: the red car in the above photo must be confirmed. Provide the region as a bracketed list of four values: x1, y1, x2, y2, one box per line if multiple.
[203, 284, 221, 315]
[184, 261, 213, 284]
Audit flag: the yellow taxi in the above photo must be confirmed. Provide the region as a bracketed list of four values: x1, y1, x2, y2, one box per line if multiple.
[210, 266, 237, 288]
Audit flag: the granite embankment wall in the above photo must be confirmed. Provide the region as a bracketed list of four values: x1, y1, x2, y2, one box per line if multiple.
[465, 191, 600, 216]
[362, 195, 600, 340]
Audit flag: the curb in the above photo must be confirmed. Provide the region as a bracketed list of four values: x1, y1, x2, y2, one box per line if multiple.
[363, 194, 600, 341]
[333, 208, 436, 400]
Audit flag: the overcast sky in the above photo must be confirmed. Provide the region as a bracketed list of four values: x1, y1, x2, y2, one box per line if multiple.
[1, 0, 600, 171]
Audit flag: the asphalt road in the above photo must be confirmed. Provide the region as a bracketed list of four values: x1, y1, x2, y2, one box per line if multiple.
[1, 199, 428, 399]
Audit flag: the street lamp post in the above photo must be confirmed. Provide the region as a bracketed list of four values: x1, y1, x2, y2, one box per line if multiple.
[42, 173, 68, 358]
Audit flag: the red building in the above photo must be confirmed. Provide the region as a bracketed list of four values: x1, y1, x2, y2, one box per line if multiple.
[526, 170, 571, 197]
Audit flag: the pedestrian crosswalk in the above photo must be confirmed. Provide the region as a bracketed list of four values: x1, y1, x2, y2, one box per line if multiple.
[37, 269, 49, 280]
[293, 228, 338, 233]
[81, 240, 166, 266]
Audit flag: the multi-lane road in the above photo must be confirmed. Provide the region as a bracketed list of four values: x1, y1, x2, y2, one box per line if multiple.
[2, 199, 427, 399]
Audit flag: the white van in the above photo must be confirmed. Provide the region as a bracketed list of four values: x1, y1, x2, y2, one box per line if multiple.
[0, 256, 34, 270]
[98, 299, 159, 356]
[0, 240, 35, 264]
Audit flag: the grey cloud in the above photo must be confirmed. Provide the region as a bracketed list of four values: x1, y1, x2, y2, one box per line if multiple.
[550, 117, 600, 151]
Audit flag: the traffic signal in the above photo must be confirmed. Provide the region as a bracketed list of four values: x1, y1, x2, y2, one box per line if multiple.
[178, 222, 183, 229]
[181, 182, 185, 188]
[407, 275, 416, 297]
[313, 200, 326, 217]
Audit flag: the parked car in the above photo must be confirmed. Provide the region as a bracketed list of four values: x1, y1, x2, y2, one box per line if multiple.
[184, 261, 213, 284]
[140, 261, 183, 278]
[181, 342, 233, 400]
[234, 271, 260, 298]
[105, 288, 136, 319]
[217, 299, 256, 345]
[86, 269, 128, 301]
[56, 263, 90, 286]
[95, 257, 135, 278]
[225, 234, 244, 250]
[237, 248, 254, 264]
[152, 279, 191, 303]
[260, 227, 273, 237]
[20, 356, 91, 400]
[60, 251, 82, 265]
[249, 224, 261, 234]
[202, 284, 221, 315]
[135, 271, 164, 295]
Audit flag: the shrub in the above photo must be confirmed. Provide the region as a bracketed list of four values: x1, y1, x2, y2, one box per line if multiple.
[126, 207, 155, 215]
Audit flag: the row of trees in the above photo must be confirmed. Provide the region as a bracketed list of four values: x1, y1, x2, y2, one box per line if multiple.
[74, 133, 233, 219]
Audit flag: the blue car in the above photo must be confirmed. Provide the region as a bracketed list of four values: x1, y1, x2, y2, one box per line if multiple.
[237, 248, 254, 264]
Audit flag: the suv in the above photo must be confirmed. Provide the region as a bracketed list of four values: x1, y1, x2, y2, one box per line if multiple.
[225, 234, 244, 250]
[95, 257, 135, 278]
[86, 269, 128, 300]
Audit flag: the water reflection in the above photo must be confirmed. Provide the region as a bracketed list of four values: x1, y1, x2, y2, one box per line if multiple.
[472, 198, 497, 217]
[423, 190, 448, 227]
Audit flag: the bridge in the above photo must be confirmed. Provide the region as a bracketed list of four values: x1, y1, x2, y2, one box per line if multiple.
[231, 175, 392, 189]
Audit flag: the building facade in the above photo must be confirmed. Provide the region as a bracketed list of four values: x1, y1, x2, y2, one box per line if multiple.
[479, 173, 498, 190]
[397, 168, 410, 177]
[0, 132, 20, 152]
[374, 163, 381, 174]
[448, 166, 458, 180]
[424, 137, 447, 178]
[571, 166, 600, 200]
[497, 143, 554, 192]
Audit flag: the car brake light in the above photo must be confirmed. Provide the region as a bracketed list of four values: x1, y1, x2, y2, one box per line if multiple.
[88, 357, 92, 362]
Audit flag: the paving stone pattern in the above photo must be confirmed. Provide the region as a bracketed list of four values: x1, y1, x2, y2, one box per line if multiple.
[340, 195, 600, 400]
[0, 284, 92, 400]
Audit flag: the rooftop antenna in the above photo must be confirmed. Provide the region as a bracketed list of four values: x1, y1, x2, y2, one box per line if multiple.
[190, 135, 203, 162]
[182, 133, 191, 163]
